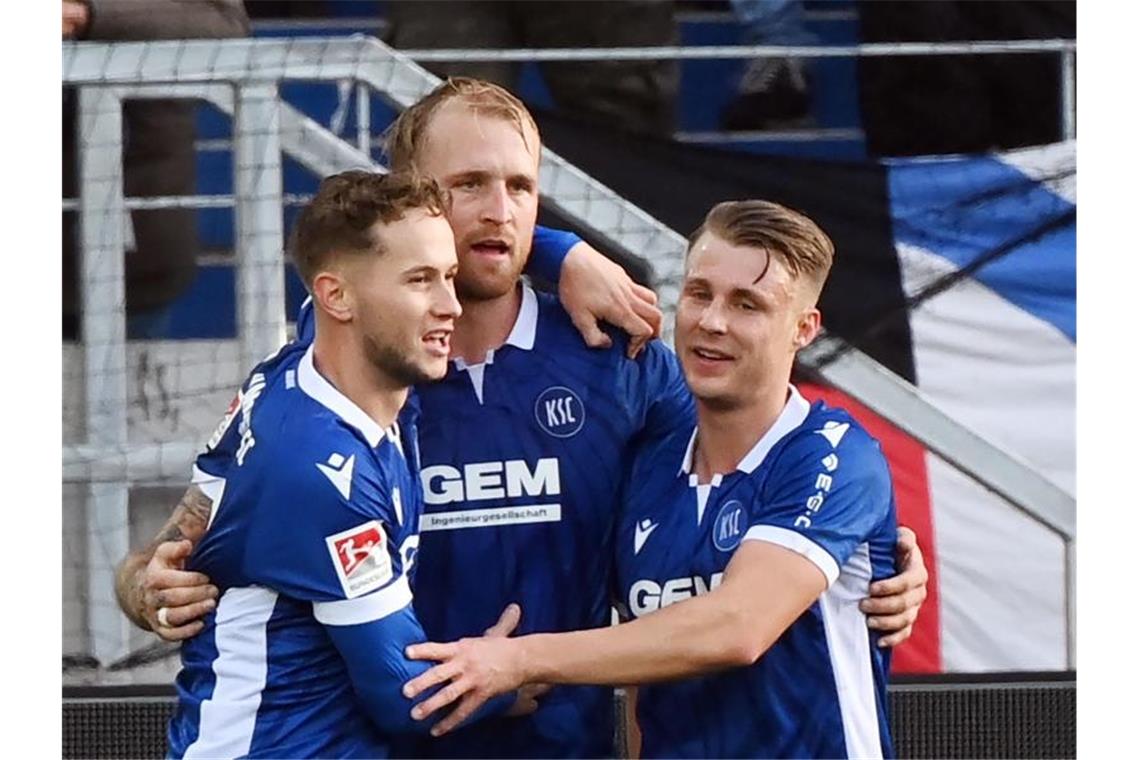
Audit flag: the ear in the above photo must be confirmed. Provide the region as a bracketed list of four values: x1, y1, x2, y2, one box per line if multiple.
[312, 270, 353, 324]
[792, 307, 822, 352]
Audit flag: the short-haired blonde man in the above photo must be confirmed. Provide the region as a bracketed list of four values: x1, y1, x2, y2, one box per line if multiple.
[405, 201, 903, 759]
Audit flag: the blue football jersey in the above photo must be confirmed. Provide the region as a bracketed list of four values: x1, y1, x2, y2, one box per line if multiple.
[168, 344, 432, 759]
[411, 284, 693, 758]
[615, 386, 898, 759]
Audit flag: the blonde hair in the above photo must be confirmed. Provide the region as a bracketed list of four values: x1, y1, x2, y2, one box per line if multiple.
[383, 77, 540, 172]
[688, 200, 835, 297]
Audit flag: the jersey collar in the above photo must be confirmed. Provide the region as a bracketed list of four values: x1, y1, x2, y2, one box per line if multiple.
[297, 344, 385, 447]
[503, 282, 538, 351]
[678, 384, 812, 477]
[452, 283, 538, 375]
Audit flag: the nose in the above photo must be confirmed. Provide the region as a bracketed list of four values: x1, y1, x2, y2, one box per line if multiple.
[434, 279, 463, 320]
[696, 298, 728, 335]
[480, 182, 512, 226]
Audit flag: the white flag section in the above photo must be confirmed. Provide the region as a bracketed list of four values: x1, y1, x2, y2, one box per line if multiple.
[890, 142, 1075, 671]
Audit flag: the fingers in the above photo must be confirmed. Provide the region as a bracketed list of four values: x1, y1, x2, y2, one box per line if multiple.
[153, 539, 194, 566]
[866, 608, 918, 634]
[631, 282, 659, 307]
[140, 554, 217, 638]
[430, 690, 489, 737]
[629, 289, 663, 338]
[861, 585, 926, 616]
[152, 620, 206, 642]
[877, 624, 915, 649]
[157, 598, 218, 629]
[149, 582, 218, 611]
[626, 335, 649, 360]
[403, 658, 461, 700]
[410, 675, 472, 722]
[868, 557, 927, 596]
[505, 692, 541, 718]
[896, 525, 918, 550]
[569, 311, 613, 350]
[523, 682, 552, 699]
[405, 641, 458, 664]
[866, 573, 909, 598]
[484, 603, 521, 638]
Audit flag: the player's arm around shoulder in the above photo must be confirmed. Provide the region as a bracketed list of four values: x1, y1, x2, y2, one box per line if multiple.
[114, 482, 219, 639]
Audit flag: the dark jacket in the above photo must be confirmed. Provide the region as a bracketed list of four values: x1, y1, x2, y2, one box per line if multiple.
[63, 0, 249, 332]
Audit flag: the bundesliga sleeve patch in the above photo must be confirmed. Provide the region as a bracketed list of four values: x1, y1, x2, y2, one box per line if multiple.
[324, 520, 393, 599]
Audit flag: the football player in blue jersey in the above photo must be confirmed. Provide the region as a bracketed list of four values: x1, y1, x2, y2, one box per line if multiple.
[156, 171, 536, 758]
[405, 200, 906, 758]
[117, 79, 928, 759]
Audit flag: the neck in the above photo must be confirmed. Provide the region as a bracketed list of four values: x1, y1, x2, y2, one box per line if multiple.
[691, 382, 791, 483]
[312, 328, 407, 430]
[450, 285, 523, 365]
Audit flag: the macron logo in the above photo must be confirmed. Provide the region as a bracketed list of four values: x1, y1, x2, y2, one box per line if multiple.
[634, 518, 659, 555]
[815, 421, 850, 449]
[317, 453, 355, 500]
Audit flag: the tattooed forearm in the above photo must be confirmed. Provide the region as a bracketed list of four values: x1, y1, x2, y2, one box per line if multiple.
[114, 484, 216, 631]
[149, 485, 214, 549]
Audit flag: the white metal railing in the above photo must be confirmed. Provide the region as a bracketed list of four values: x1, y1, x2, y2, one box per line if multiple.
[63, 36, 1075, 667]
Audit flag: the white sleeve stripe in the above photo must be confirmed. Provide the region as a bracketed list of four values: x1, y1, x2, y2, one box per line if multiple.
[313, 575, 413, 626]
[743, 525, 841, 586]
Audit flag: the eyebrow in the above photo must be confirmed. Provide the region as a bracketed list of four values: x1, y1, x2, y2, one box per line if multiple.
[443, 169, 490, 184]
[685, 276, 769, 303]
[400, 264, 442, 278]
[444, 169, 535, 185]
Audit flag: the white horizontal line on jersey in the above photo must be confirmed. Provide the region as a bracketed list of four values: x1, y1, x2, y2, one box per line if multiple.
[313, 575, 412, 626]
[743, 525, 840, 586]
[418, 503, 562, 532]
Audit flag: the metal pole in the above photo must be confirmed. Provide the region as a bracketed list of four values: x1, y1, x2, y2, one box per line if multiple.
[233, 82, 287, 370]
[1060, 49, 1076, 140]
[78, 86, 132, 665]
[356, 82, 371, 156]
[1065, 540, 1076, 668]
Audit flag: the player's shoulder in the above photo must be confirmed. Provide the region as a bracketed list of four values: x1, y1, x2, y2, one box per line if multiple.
[532, 287, 676, 370]
[630, 419, 694, 477]
[533, 289, 622, 359]
[768, 392, 889, 482]
[241, 354, 388, 491]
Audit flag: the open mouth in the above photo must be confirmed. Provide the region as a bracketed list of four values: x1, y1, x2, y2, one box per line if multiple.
[423, 329, 452, 354]
[691, 346, 734, 362]
[470, 239, 511, 256]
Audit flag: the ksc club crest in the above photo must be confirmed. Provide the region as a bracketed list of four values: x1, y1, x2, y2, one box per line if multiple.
[713, 500, 746, 552]
[534, 386, 585, 438]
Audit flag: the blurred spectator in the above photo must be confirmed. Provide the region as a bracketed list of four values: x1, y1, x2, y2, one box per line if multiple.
[62, 0, 249, 341]
[721, 0, 816, 131]
[857, 0, 1075, 157]
[384, 0, 679, 137]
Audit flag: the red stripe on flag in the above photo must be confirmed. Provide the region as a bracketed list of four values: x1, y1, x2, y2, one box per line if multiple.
[799, 383, 942, 673]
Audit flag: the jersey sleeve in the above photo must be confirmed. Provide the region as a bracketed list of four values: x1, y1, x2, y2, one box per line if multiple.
[192, 366, 269, 485]
[524, 225, 582, 284]
[743, 423, 894, 587]
[624, 341, 695, 443]
[235, 449, 412, 622]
